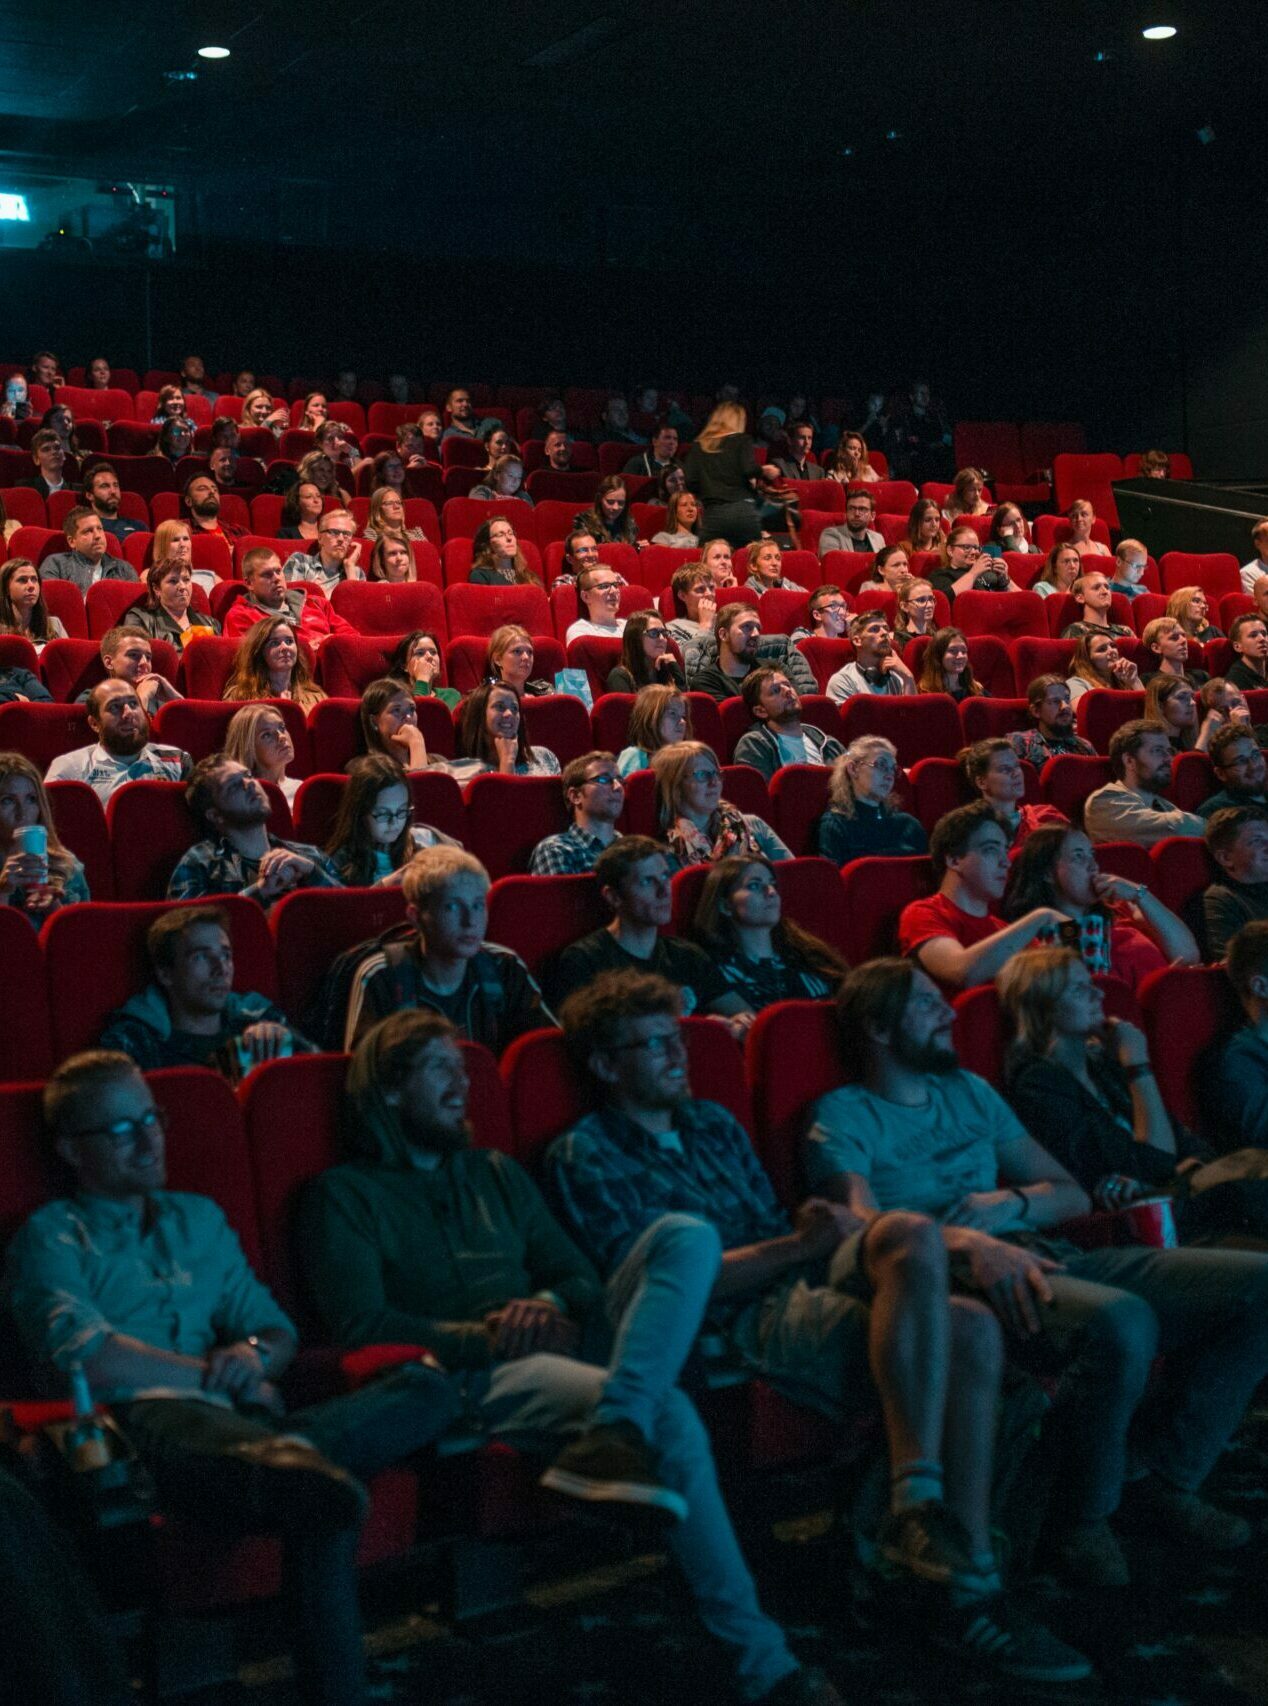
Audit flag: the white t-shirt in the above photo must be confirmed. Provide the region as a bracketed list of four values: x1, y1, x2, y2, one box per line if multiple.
[1241, 559, 1268, 595]
[565, 617, 626, 644]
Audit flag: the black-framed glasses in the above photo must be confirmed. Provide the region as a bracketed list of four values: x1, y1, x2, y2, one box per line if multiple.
[67, 1107, 169, 1150]
[605, 1032, 687, 1058]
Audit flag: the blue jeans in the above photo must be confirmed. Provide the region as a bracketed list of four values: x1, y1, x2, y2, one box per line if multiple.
[476, 1213, 797, 1703]
[1029, 1244, 1268, 1525]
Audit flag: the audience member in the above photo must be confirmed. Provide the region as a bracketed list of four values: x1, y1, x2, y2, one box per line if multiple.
[818, 489, 884, 556]
[1139, 616, 1205, 686]
[899, 498, 945, 558]
[1143, 675, 1217, 753]
[790, 583, 849, 645]
[46, 680, 191, 801]
[223, 614, 328, 713]
[364, 485, 428, 546]
[652, 741, 791, 870]
[650, 491, 701, 548]
[605, 611, 685, 693]
[169, 753, 340, 906]
[773, 421, 823, 482]
[1167, 586, 1223, 643]
[388, 630, 462, 709]
[325, 753, 457, 886]
[6, 1050, 455, 1706]
[1226, 614, 1268, 690]
[699, 536, 740, 589]
[666, 563, 718, 649]
[281, 508, 364, 597]
[683, 402, 770, 548]
[82, 463, 146, 542]
[1203, 809, 1268, 960]
[687, 604, 815, 701]
[360, 678, 433, 774]
[805, 958, 1268, 1581]
[1066, 632, 1142, 702]
[0, 557, 67, 645]
[542, 838, 754, 1025]
[483, 624, 554, 698]
[742, 539, 805, 594]
[1198, 725, 1268, 818]
[898, 803, 1063, 992]
[278, 478, 324, 541]
[733, 669, 844, 779]
[469, 516, 539, 586]
[40, 506, 137, 592]
[1003, 825, 1196, 990]
[1083, 721, 1206, 846]
[985, 503, 1036, 556]
[347, 847, 549, 1049]
[1060, 570, 1131, 640]
[958, 738, 1067, 849]
[529, 752, 626, 874]
[892, 578, 939, 648]
[299, 1008, 832, 1706]
[224, 548, 356, 652]
[616, 684, 691, 777]
[366, 536, 415, 583]
[549, 970, 1087, 1682]
[916, 628, 981, 702]
[942, 468, 990, 520]
[125, 557, 220, 645]
[542, 428, 574, 472]
[446, 682, 560, 780]
[825, 611, 916, 702]
[576, 477, 640, 549]
[856, 545, 912, 597]
[566, 564, 627, 643]
[558, 528, 601, 583]
[625, 420, 681, 479]
[1064, 500, 1111, 558]
[75, 625, 181, 718]
[442, 387, 496, 441]
[23, 429, 74, 499]
[183, 474, 245, 540]
[1032, 542, 1082, 601]
[815, 738, 927, 863]
[1109, 539, 1151, 601]
[929, 527, 1018, 601]
[224, 702, 301, 804]
[1214, 920, 1268, 1144]
[691, 857, 845, 1008]
[1239, 520, 1268, 594]
[0, 751, 89, 920]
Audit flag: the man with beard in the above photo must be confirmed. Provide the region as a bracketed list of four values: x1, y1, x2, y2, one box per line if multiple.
[1083, 721, 1205, 847]
[41, 506, 138, 592]
[302, 1006, 842, 1706]
[1007, 676, 1095, 769]
[73, 626, 181, 717]
[806, 956, 1268, 1589]
[223, 548, 356, 650]
[686, 604, 817, 702]
[818, 489, 885, 557]
[167, 754, 341, 907]
[898, 802, 1066, 994]
[46, 679, 190, 802]
[182, 473, 245, 540]
[83, 462, 146, 542]
[825, 611, 916, 702]
[547, 971, 1089, 1684]
[733, 670, 844, 780]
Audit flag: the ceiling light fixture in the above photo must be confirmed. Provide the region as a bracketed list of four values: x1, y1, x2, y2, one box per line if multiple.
[197, 45, 231, 59]
[1141, 25, 1177, 39]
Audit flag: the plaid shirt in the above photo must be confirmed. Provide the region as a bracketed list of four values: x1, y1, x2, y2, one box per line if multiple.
[167, 833, 342, 907]
[1007, 728, 1095, 767]
[527, 823, 611, 877]
[545, 1100, 788, 1279]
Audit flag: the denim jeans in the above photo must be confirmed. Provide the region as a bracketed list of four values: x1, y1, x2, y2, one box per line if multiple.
[475, 1213, 798, 1703]
[118, 1360, 459, 1706]
[1026, 1244, 1268, 1526]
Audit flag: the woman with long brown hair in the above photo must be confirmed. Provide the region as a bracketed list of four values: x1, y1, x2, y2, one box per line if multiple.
[690, 856, 845, 1010]
[223, 615, 326, 712]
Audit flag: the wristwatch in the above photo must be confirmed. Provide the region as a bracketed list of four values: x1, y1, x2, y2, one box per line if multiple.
[246, 1334, 272, 1369]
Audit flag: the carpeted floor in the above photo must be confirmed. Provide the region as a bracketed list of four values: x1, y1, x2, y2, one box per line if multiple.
[187, 1410, 1268, 1705]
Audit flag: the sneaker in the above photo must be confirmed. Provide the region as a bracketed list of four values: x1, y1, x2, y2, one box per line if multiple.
[756, 1665, 846, 1706]
[1047, 1519, 1131, 1588]
[876, 1502, 977, 1585]
[1118, 1478, 1252, 1551]
[539, 1421, 687, 1523]
[930, 1595, 1094, 1684]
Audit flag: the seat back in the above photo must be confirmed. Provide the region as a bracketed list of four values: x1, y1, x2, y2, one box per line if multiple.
[444, 582, 551, 639]
[768, 764, 833, 856]
[1051, 453, 1124, 527]
[839, 693, 961, 765]
[1140, 964, 1241, 1136]
[744, 999, 841, 1206]
[463, 773, 569, 877]
[1159, 553, 1241, 600]
[0, 911, 51, 1081]
[1074, 688, 1146, 754]
[329, 580, 446, 634]
[837, 856, 935, 962]
[959, 697, 1029, 743]
[1149, 835, 1219, 948]
[0, 701, 91, 768]
[953, 590, 1048, 642]
[269, 886, 410, 1027]
[45, 779, 113, 900]
[520, 694, 595, 766]
[1040, 753, 1113, 820]
[486, 874, 608, 972]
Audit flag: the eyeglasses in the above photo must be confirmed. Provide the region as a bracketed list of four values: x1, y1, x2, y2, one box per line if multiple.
[369, 806, 413, 824]
[67, 1106, 169, 1149]
[321, 528, 355, 540]
[687, 768, 721, 784]
[581, 773, 622, 789]
[606, 1032, 687, 1058]
[590, 580, 622, 593]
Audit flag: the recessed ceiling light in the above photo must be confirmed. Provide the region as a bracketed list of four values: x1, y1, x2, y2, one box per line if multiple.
[1141, 25, 1177, 39]
[197, 45, 231, 59]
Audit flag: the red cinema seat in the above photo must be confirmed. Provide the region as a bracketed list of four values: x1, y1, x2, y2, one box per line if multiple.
[176, 636, 238, 698]
[795, 638, 854, 694]
[0, 700, 91, 767]
[837, 856, 935, 962]
[464, 774, 569, 877]
[758, 589, 812, 636]
[42, 896, 277, 1061]
[45, 779, 113, 900]
[486, 874, 608, 973]
[1046, 591, 1135, 637]
[0, 487, 46, 527]
[952, 590, 1048, 643]
[41, 638, 113, 704]
[909, 757, 970, 834]
[1040, 754, 1113, 820]
[1051, 454, 1124, 528]
[0, 910, 52, 1080]
[1169, 751, 1216, 815]
[768, 764, 833, 856]
[330, 579, 445, 634]
[445, 583, 550, 639]
[105, 778, 287, 902]
[152, 697, 311, 773]
[1088, 841, 1151, 887]
[1011, 637, 1075, 688]
[818, 551, 881, 593]
[502, 1018, 750, 1171]
[590, 692, 635, 755]
[1140, 964, 1240, 1136]
[1159, 553, 1241, 600]
[520, 693, 594, 766]
[1149, 835, 1219, 947]
[106, 422, 159, 455]
[528, 484, 601, 525]
[1075, 689, 1146, 754]
[953, 976, 1141, 1086]
[625, 544, 692, 593]
[40, 579, 90, 639]
[441, 496, 537, 542]
[903, 635, 1016, 698]
[84, 580, 150, 636]
[441, 536, 544, 586]
[269, 886, 409, 1028]
[0, 634, 38, 677]
[549, 580, 651, 640]
[839, 693, 961, 765]
[954, 422, 1025, 483]
[1123, 453, 1193, 481]
[1219, 593, 1254, 632]
[744, 999, 841, 1207]
[317, 634, 411, 697]
[566, 635, 625, 700]
[444, 634, 564, 694]
[958, 698, 1029, 743]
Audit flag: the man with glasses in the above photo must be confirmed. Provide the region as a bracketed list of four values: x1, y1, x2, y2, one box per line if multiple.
[530, 751, 626, 875]
[225, 547, 358, 650]
[825, 611, 916, 702]
[1198, 724, 1268, 820]
[1203, 808, 1268, 961]
[7, 1049, 458, 1706]
[566, 564, 627, 643]
[282, 508, 364, 598]
[790, 583, 849, 644]
[100, 905, 313, 1073]
[542, 837, 753, 1028]
[818, 490, 884, 557]
[733, 669, 844, 781]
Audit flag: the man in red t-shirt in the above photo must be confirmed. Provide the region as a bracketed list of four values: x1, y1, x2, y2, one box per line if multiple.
[898, 802, 1065, 992]
[224, 548, 358, 651]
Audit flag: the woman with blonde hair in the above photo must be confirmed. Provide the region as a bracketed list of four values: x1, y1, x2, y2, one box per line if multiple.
[815, 737, 926, 863]
[690, 856, 846, 1010]
[483, 624, 552, 697]
[224, 702, 301, 803]
[893, 578, 939, 649]
[223, 615, 326, 712]
[651, 740, 790, 870]
[838, 430, 880, 483]
[1166, 585, 1223, 643]
[367, 537, 417, 583]
[699, 536, 738, 589]
[299, 391, 329, 431]
[295, 449, 350, 504]
[124, 557, 220, 645]
[684, 402, 779, 547]
[1033, 542, 1082, 600]
[917, 627, 982, 701]
[617, 684, 692, 776]
[0, 752, 89, 920]
[943, 468, 991, 520]
[651, 490, 703, 548]
[365, 484, 427, 545]
[0, 558, 66, 645]
[240, 388, 287, 434]
[1066, 631, 1142, 702]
